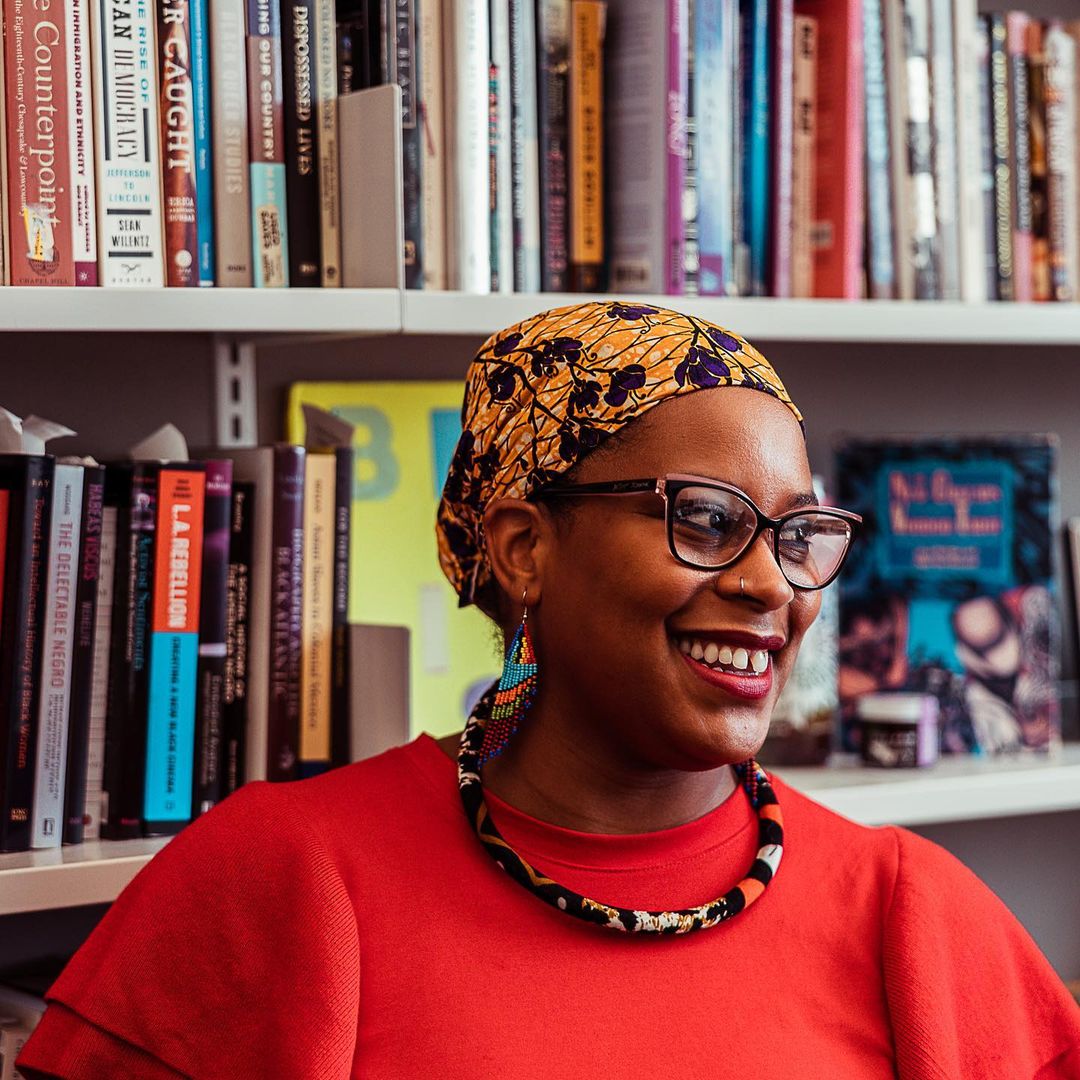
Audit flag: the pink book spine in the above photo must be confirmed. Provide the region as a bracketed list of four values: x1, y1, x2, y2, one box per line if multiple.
[839, 0, 865, 298]
[1006, 12, 1033, 301]
[665, 0, 688, 294]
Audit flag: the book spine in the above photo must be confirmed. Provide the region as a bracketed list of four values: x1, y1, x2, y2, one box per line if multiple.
[144, 466, 206, 835]
[281, 0, 321, 285]
[193, 461, 232, 817]
[665, 0, 687, 294]
[223, 480, 254, 792]
[419, 0, 448, 289]
[31, 465, 84, 850]
[335, 0, 368, 93]
[927, 0, 960, 299]
[536, 0, 569, 291]
[3, 0, 76, 284]
[190, 0, 215, 283]
[901, 0, 939, 299]
[508, 0, 539, 290]
[791, 12, 816, 298]
[568, 0, 604, 292]
[1045, 24, 1078, 302]
[102, 464, 157, 840]
[82, 500, 116, 840]
[393, 0, 423, 288]
[330, 447, 351, 768]
[953, 0, 985, 302]
[314, 0, 340, 285]
[446, 0, 489, 291]
[268, 446, 304, 781]
[1006, 12, 1032, 302]
[767, 0, 792, 298]
[862, 0, 893, 298]
[299, 453, 333, 777]
[976, 20, 996, 302]
[211, 0, 253, 284]
[0, 30, 8, 284]
[0, 491, 7, 641]
[247, 0, 291, 286]
[695, 0, 735, 296]
[740, 0, 769, 296]
[987, 14, 1014, 301]
[158, 0, 200, 286]
[68, 0, 99, 284]
[90, 0, 166, 285]
[62, 466, 103, 846]
[491, 0, 514, 293]
[1026, 21, 1050, 303]
[0, 458, 52, 853]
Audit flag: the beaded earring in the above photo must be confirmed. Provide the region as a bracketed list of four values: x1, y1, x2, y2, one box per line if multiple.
[478, 588, 538, 765]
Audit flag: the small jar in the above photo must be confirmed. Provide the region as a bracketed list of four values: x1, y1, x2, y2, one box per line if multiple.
[857, 693, 940, 768]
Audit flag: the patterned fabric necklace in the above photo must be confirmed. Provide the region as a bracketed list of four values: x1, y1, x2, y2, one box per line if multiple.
[457, 684, 786, 935]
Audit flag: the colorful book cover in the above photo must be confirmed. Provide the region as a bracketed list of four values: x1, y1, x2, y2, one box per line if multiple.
[144, 465, 206, 834]
[836, 436, 1060, 757]
[190, 0, 215, 284]
[741, 0, 770, 297]
[286, 382, 501, 737]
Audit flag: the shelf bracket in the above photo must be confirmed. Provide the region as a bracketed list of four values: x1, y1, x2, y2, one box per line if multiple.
[213, 337, 258, 447]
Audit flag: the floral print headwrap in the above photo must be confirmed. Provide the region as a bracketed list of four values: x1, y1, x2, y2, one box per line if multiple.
[436, 300, 803, 608]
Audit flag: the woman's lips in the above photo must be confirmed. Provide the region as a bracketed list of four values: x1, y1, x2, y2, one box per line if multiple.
[678, 650, 774, 701]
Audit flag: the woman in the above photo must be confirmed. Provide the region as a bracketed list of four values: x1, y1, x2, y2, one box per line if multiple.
[18, 302, 1080, 1078]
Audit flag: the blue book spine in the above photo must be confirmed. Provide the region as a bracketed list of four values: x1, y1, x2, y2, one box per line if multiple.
[696, 0, 732, 295]
[190, 0, 215, 285]
[741, 0, 771, 296]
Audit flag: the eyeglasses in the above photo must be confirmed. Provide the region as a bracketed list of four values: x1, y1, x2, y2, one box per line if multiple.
[536, 473, 862, 591]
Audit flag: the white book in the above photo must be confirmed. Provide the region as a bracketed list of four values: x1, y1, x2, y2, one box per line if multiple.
[67, 0, 98, 285]
[90, 0, 166, 285]
[445, 0, 491, 293]
[491, 0, 514, 292]
[419, 0, 448, 289]
[1045, 24, 1078, 302]
[83, 504, 117, 841]
[952, 0, 986, 302]
[31, 464, 85, 850]
[509, 0, 541, 291]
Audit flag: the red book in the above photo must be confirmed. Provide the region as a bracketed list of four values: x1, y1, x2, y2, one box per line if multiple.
[794, 0, 864, 298]
[2, 0, 75, 284]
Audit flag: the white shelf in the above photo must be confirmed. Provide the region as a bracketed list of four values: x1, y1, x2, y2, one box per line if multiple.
[777, 742, 1080, 827]
[1, 746, 1078, 915]
[2, 288, 1080, 342]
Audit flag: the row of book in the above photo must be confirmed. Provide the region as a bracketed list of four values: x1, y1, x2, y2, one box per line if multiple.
[0, 427, 359, 853]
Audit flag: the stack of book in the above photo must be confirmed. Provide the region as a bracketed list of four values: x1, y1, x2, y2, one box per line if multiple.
[0, 433, 357, 853]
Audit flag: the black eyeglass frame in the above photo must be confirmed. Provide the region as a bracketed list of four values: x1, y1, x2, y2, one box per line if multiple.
[535, 473, 863, 591]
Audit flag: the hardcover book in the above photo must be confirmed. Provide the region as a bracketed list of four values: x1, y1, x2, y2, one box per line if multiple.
[836, 436, 1060, 757]
[67, 0, 99, 284]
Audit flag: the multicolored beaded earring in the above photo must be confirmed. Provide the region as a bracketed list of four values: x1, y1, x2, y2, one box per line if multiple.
[478, 588, 538, 765]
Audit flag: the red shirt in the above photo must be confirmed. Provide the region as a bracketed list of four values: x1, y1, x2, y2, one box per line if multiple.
[18, 734, 1080, 1078]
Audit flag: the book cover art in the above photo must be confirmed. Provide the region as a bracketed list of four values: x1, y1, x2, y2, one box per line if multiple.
[836, 437, 1060, 757]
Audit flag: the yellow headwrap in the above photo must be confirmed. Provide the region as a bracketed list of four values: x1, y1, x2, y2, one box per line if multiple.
[436, 300, 802, 608]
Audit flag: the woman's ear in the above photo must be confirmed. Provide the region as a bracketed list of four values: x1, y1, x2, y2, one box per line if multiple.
[482, 497, 552, 608]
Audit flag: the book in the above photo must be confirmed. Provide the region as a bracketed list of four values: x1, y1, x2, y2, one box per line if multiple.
[1027, 20, 1050, 303]
[1006, 12, 1032, 302]
[741, 0, 771, 297]
[223, 479, 254, 792]
[158, 0, 200, 286]
[190, 0, 215, 284]
[1045, 23, 1077, 303]
[862, 0, 893, 298]
[90, 0, 166, 285]
[193, 460, 232, 817]
[349, 623, 410, 760]
[248, 0, 291, 286]
[330, 447, 352, 767]
[3, 0, 75, 285]
[490, 0, 514, 293]
[568, 0, 605, 292]
[536, 0, 570, 292]
[790, 11, 816, 298]
[0, 455, 52, 853]
[314, 0, 341, 286]
[768, 0, 793, 298]
[210, 0, 254, 285]
[144, 464, 206, 835]
[681, 0, 697, 295]
[953, 0, 985, 303]
[927, 0, 960, 300]
[62, 464, 104, 846]
[0, 18, 7, 285]
[836, 435, 1060, 756]
[68, 0, 98, 285]
[299, 452, 333, 776]
[507, 0, 540, 291]
[393, 0, 425, 289]
[30, 464, 85, 849]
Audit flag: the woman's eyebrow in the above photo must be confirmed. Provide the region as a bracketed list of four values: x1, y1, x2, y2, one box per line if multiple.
[788, 492, 820, 510]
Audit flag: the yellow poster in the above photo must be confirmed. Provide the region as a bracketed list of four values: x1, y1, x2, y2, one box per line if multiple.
[286, 382, 501, 737]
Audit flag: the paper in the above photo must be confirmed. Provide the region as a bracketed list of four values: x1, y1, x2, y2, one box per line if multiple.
[0, 407, 76, 454]
[129, 423, 189, 462]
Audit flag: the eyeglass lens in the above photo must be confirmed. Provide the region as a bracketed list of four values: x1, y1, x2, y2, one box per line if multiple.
[671, 485, 852, 588]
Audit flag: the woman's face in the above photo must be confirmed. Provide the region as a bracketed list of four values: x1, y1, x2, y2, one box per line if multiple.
[533, 388, 822, 771]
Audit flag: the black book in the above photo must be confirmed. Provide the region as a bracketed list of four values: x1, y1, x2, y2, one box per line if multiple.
[0, 454, 54, 853]
[223, 481, 255, 794]
[62, 465, 106, 846]
[101, 463, 158, 840]
[282, 0, 323, 285]
[330, 447, 352, 768]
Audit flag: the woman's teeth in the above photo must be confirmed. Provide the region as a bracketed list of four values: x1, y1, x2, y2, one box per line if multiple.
[677, 638, 770, 675]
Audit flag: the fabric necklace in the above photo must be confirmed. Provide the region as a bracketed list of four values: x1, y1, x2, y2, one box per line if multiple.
[457, 683, 785, 935]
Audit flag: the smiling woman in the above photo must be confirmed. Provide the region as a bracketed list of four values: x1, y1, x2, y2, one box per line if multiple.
[17, 302, 1080, 1079]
